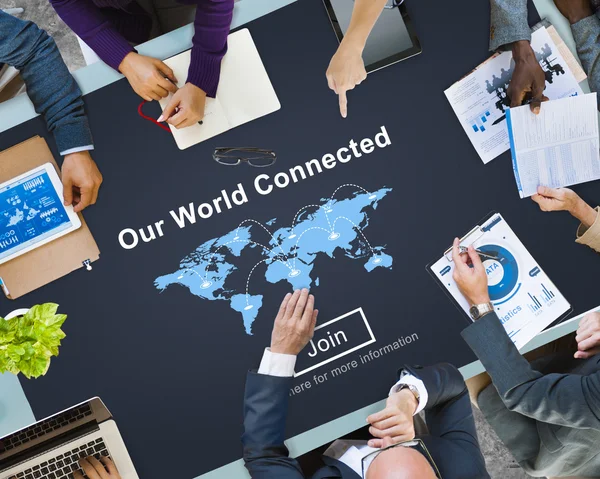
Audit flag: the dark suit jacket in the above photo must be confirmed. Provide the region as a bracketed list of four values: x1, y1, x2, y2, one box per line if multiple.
[242, 363, 490, 478]
[462, 312, 600, 477]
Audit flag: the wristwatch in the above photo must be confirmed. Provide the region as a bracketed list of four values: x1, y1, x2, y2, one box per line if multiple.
[469, 302, 494, 320]
[397, 383, 420, 403]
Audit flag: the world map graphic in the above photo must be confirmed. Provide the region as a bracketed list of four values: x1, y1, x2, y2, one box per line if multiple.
[154, 184, 393, 334]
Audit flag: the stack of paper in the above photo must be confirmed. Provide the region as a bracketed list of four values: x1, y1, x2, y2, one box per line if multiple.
[445, 27, 583, 164]
[507, 93, 600, 198]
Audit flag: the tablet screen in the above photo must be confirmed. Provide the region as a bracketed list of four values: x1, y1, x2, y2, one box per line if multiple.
[327, 0, 419, 71]
[0, 170, 72, 261]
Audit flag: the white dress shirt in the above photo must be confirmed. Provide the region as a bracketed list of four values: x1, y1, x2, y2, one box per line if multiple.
[60, 145, 94, 156]
[257, 348, 429, 476]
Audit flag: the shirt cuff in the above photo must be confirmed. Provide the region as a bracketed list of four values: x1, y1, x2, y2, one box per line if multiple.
[257, 348, 296, 377]
[576, 206, 600, 251]
[389, 372, 428, 415]
[60, 145, 94, 156]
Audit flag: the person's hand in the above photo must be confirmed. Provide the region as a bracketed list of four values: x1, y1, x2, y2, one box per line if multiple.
[270, 289, 318, 355]
[62, 151, 103, 213]
[74, 456, 121, 479]
[326, 41, 367, 118]
[509, 40, 548, 114]
[366, 389, 418, 448]
[158, 83, 206, 129]
[575, 312, 600, 359]
[451, 238, 490, 306]
[532, 186, 598, 227]
[118, 52, 177, 101]
[554, 0, 593, 24]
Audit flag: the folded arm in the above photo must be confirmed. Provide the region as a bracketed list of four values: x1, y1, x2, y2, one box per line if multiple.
[462, 312, 600, 428]
[0, 11, 93, 154]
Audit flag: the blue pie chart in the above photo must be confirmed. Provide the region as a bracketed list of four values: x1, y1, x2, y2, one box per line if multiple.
[477, 244, 519, 301]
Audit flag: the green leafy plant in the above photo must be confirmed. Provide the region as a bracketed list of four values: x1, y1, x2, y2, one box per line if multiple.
[0, 303, 67, 379]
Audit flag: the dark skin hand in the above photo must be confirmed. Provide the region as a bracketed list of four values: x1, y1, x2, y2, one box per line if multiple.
[509, 40, 548, 114]
[553, 0, 594, 24]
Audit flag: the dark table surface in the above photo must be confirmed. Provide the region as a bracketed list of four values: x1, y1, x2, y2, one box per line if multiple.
[1, 0, 598, 477]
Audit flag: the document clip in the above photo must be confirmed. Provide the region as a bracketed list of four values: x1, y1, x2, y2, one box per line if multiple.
[443, 225, 485, 262]
[82, 259, 93, 271]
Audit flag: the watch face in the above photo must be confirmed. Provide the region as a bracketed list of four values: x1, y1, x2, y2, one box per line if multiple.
[469, 306, 480, 319]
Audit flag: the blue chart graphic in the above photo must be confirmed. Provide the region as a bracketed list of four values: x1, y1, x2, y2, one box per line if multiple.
[154, 184, 393, 334]
[541, 283, 555, 302]
[478, 244, 520, 302]
[528, 283, 556, 312]
[0, 171, 71, 260]
[469, 110, 491, 133]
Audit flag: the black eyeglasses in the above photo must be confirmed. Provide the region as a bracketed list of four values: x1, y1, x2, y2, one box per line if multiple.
[360, 439, 441, 478]
[213, 147, 276, 167]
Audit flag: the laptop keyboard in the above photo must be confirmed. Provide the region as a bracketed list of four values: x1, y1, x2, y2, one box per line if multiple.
[12, 438, 110, 479]
[1, 405, 92, 453]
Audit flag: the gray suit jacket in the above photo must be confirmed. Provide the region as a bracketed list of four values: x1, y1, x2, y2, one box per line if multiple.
[462, 313, 600, 477]
[490, 0, 600, 108]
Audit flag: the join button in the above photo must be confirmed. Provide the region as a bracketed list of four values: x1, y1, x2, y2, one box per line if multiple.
[294, 308, 376, 377]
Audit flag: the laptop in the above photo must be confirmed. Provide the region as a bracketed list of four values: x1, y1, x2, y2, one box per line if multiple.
[0, 398, 138, 479]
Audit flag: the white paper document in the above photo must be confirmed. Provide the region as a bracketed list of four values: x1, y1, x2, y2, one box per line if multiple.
[507, 93, 600, 198]
[506, 93, 600, 198]
[444, 27, 583, 164]
[159, 28, 281, 150]
[430, 213, 571, 350]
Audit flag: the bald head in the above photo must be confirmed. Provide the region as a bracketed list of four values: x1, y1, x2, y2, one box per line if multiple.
[367, 446, 437, 479]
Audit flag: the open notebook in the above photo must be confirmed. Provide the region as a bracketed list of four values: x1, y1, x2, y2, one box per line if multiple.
[159, 28, 281, 150]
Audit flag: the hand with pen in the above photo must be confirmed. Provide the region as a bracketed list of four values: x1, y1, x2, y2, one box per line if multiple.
[451, 238, 491, 308]
[158, 83, 207, 129]
[119, 52, 206, 129]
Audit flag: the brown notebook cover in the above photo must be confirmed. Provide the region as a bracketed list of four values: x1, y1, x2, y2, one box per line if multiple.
[0, 136, 100, 299]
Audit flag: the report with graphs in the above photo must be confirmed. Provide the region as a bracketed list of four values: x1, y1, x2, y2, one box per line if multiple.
[507, 93, 600, 198]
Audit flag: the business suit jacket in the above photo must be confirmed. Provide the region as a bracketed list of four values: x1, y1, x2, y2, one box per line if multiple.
[490, 0, 600, 109]
[242, 363, 490, 478]
[462, 313, 600, 477]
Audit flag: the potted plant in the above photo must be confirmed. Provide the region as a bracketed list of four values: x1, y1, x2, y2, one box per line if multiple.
[0, 303, 67, 379]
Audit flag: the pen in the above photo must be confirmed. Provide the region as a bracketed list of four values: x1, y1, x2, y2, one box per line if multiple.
[458, 245, 499, 261]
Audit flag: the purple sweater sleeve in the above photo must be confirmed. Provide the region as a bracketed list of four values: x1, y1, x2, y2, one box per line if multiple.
[186, 0, 234, 97]
[49, 0, 135, 71]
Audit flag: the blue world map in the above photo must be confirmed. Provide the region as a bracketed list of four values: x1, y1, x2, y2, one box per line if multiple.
[154, 185, 393, 334]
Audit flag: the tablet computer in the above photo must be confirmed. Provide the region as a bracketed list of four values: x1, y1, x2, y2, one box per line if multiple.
[323, 0, 422, 73]
[0, 163, 81, 265]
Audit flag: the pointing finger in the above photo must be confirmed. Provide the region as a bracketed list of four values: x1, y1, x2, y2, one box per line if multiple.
[338, 90, 348, 118]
